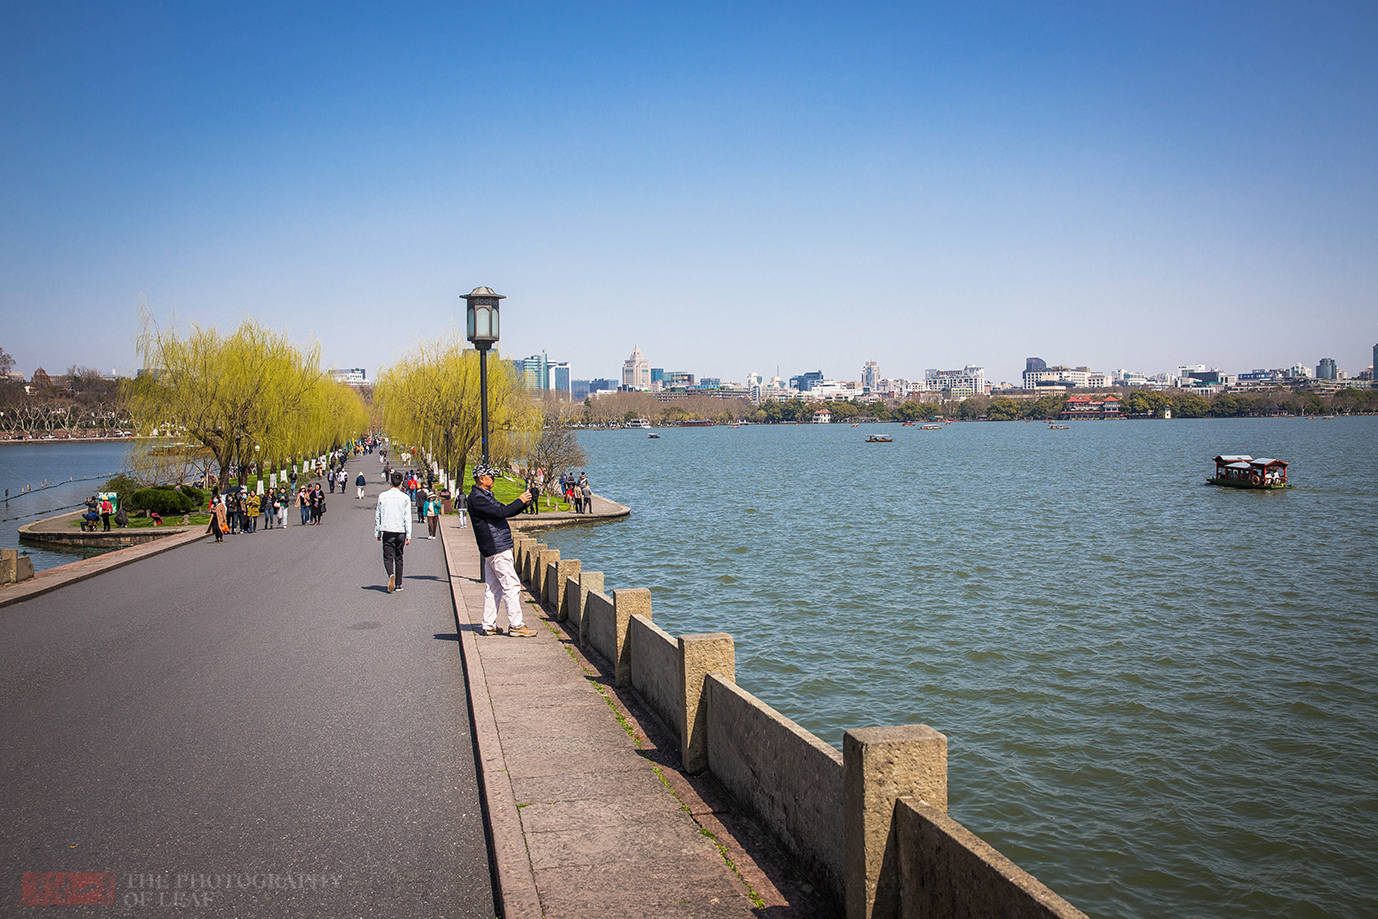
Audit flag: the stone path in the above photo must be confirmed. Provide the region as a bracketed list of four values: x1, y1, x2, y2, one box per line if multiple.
[440, 515, 763, 919]
[0, 458, 495, 917]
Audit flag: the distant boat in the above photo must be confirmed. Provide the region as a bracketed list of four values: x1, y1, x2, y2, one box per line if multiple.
[866, 434, 893, 443]
[625, 418, 650, 429]
[1049, 424, 1069, 430]
[648, 434, 660, 439]
[1206, 455, 1291, 489]
[919, 423, 944, 430]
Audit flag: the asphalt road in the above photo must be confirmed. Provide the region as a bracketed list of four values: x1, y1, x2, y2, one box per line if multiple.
[0, 457, 495, 918]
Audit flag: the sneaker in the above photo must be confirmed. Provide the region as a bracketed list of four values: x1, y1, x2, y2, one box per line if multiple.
[395, 586, 404, 592]
[387, 574, 395, 593]
[508, 626, 538, 638]
[480, 626, 501, 636]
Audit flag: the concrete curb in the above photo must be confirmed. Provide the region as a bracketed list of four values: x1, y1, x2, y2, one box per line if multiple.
[0, 526, 206, 609]
[439, 515, 541, 919]
[507, 492, 630, 532]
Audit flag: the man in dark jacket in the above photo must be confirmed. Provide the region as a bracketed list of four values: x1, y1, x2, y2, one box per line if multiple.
[468, 464, 535, 637]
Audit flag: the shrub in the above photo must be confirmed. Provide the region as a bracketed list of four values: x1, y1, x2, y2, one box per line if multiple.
[130, 487, 195, 516]
[177, 484, 209, 507]
[102, 475, 140, 508]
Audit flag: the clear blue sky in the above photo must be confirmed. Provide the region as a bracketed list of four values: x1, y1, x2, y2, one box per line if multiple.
[3, 1, 1375, 385]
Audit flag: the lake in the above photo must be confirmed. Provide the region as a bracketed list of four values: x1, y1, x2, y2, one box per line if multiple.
[536, 418, 1378, 918]
[0, 440, 136, 570]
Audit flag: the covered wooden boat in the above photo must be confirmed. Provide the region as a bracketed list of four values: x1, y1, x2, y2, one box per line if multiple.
[1207, 455, 1290, 489]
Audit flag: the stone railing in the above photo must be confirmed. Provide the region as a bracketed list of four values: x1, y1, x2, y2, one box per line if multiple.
[1, 548, 35, 587]
[513, 534, 1088, 919]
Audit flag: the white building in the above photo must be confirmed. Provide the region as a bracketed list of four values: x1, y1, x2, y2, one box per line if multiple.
[926, 366, 986, 398]
[329, 367, 368, 385]
[622, 346, 651, 390]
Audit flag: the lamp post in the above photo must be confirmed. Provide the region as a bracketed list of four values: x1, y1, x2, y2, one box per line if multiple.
[463, 286, 505, 467]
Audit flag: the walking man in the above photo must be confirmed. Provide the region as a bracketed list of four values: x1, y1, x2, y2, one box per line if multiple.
[375, 470, 411, 593]
[468, 464, 536, 637]
[355, 471, 366, 500]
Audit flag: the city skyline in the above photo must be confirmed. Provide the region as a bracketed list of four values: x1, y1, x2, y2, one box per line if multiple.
[2, 3, 1375, 384]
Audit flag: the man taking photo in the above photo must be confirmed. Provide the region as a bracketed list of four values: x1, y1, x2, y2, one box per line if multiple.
[467, 464, 535, 637]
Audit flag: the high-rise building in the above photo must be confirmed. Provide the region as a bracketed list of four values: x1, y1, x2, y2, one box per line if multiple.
[622, 346, 651, 390]
[1373, 343, 1377, 379]
[513, 352, 550, 390]
[861, 361, 880, 392]
[790, 370, 824, 392]
[551, 362, 571, 397]
[1317, 357, 1338, 380]
[1026, 357, 1048, 373]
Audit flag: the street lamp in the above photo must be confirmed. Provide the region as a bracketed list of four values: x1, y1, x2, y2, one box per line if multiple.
[463, 286, 505, 465]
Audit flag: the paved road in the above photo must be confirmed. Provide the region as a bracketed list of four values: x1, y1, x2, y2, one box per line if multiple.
[0, 458, 495, 918]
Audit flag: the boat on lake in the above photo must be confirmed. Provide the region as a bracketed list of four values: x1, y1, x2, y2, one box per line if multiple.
[865, 434, 893, 443]
[1207, 455, 1291, 489]
[625, 418, 650, 429]
[648, 433, 660, 439]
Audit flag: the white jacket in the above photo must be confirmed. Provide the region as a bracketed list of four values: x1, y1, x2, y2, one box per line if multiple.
[375, 488, 413, 538]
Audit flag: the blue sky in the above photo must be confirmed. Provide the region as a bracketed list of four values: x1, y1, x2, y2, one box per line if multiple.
[2, 1, 1375, 385]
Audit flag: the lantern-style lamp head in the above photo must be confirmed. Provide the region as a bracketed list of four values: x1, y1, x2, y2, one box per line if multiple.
[464, 286, 505, 350]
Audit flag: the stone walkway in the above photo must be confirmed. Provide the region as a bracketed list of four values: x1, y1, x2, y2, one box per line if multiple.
[0, 459, 495, 917]
[440, 515, 765, 919]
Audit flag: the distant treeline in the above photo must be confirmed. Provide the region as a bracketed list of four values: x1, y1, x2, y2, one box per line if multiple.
[574, 387, 1378, 426]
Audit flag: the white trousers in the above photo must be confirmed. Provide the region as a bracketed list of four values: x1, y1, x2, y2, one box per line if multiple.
[356, 486, 365, 499]
[482, 550, 524, 631]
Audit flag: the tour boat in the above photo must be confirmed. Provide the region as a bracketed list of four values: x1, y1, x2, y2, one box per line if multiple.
[625, 418, 650, 429]
[648, 434, 660, 439]
[1049, 424, 1069, 430]
[866, 434, 893, 443]
[1207, 455, 1291, 489]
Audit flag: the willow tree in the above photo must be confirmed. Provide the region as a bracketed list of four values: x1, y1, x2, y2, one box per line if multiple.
[374, 337, 537, 479]
[127, 318, 368, 487]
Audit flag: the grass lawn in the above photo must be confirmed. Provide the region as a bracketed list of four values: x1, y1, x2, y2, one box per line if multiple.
[69, 512, 212, 530]
[455, 464, 571, 513]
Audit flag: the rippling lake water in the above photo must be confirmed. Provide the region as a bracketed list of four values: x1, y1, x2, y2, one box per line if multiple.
[0, 441, 133, 570]
[538, 418, 1378, 918]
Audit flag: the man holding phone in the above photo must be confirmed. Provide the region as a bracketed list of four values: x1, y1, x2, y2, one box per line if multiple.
[467, 464, 535, 637]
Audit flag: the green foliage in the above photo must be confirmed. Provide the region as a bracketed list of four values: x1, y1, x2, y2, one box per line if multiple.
[986, 396, 1022, 421]
[102, 475, 140, 507]
[178, 484, 209, 507]
[130, 486, 195, 515]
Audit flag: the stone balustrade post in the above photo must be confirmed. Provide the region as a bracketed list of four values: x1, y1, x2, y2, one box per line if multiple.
[551, 559, 580, 620]
[678, 633, 734, 774]
[610, 589, 649, 687]
[843, 725, 948, 919]
[522, 542, 544, 587]
[534, 548, 559, 604]
[1, 548, 17, 585]
[578, 572, 604, 648]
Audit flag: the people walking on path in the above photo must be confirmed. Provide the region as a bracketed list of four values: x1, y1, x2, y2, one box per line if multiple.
[455, 487, 467, 528]
[210, 497, 227, 544]
[423, 491, 440, 539]
[355, 472, 366, 500]
[245, 491, 260, 532]
[375, 470, 412, 593]
[468, 464, 535, 637]
[298, 486, 310, 526]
